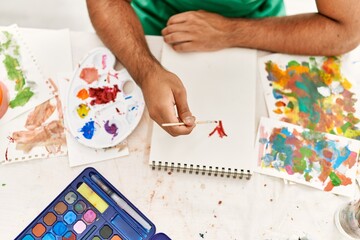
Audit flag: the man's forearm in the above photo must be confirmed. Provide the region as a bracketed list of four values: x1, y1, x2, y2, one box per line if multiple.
[226, 4, 360, 56]
[226, 14, 357, 55]
[86, 0, 161, 86]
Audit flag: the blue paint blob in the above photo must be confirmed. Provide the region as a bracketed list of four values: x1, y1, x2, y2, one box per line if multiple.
[22, 235, 34, 240]
[64, 210, 76, 224]
[272, 89, 283, 99]
[80, 121, 95, 139]
[53, 221, 67, 236]
[42, 233, 55, 240]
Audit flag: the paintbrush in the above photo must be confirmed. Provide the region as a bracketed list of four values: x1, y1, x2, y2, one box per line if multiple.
[162, 120, 218, 127]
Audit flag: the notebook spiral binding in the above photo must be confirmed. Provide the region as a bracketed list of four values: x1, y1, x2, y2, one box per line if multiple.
[151, 161, 252, 180]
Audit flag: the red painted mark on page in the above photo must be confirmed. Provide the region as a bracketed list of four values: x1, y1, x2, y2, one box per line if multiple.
[80, 67, 99, 84]
[209, 120, 227, 138]
[7, 136, 14, 143]
[5, 148, 9, 161]
[89, 84, 120, 105]
[106, 72, 119, 83]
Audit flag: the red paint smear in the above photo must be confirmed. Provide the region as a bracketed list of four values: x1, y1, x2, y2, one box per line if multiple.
[323, 149, 333, 159]
[5, 147, 9, 161]
[80, 67, 99, 84]
[209, 120, 227, 138]
[89, 84, 120, 106]
[7, 136, 14, 143]
[106, 72, 119, 83]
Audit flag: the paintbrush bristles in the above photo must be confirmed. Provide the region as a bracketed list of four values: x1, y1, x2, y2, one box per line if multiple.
[161, 120, 218, 127]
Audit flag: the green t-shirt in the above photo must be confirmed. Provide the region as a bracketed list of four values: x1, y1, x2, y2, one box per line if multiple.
[131, 0, 285, 35]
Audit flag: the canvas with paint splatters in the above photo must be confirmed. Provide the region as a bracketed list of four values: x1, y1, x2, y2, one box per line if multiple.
[0, 25, 54, 125]
[256, 117, 360, 197]
[259, 53, 360, 140]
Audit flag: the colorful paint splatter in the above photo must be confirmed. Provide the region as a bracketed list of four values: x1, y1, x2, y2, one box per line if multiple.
[264, 56, 360, 140]
[257, 118, 360, 195]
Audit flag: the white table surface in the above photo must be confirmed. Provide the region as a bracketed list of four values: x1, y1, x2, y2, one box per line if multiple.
[0, 29, 354, 240]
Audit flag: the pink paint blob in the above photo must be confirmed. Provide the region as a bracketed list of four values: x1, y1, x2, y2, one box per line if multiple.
[285, 165, 294, 175]
[102, 54, 107, 69]
[83, 209, 96, 224]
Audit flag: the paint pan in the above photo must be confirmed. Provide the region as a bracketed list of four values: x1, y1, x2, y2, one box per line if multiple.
[66, 48, 145, 149]
[15, 167, 171, 240]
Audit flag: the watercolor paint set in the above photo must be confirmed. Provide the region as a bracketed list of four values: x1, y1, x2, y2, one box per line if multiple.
[16, 167, 171, 240]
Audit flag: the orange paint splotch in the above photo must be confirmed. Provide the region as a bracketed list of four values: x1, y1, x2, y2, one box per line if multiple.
[77, 88, 89, 100]
[318, 159, 332, 183]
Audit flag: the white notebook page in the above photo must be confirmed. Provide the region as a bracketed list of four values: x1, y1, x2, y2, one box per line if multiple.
[150, 43, 257, 173]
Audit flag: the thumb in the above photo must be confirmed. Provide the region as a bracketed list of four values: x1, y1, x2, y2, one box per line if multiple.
[174, 90, 195, 126]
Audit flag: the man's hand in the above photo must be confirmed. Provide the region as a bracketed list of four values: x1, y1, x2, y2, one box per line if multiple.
[162, 10, 231, 52]
[140, 66, 196, 136]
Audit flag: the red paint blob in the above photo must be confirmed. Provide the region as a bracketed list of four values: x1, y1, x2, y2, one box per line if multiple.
[89, 85, 120, 106]
[209, 120, 227, 138]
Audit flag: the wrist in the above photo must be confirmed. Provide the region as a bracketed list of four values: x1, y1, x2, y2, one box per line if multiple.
[134, 58, 165, 88]
[223, 18, 248, 48]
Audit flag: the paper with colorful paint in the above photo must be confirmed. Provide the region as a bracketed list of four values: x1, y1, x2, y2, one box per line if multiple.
[256, 117, 360, 197]
[0, 25, 54, 125]
[66, 47, 145, 149]
[259, 54, 360, 140]
[58, 75, 129, 167]
[0, 93, 67, 164]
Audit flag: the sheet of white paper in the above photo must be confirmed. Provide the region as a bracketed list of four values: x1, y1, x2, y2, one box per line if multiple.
[255, 117, 360, 197]
[0, 27, 72, 163]
[0, 25, 54, 125]
[150, 44, 257, 174]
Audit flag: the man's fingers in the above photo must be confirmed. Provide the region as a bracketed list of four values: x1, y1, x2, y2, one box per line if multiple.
[162, 23, 190, 36]
[167, 11, 198, 25]
[163, 32, 193, 45]
[172, 42, 198, 52]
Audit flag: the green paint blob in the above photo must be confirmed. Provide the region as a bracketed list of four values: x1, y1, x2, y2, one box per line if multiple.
[3, 54, 25, 91]
[340, 122, 352, 133]
[287, 101, 294, 110]
[293, 157, 307, 173]
[329, 172, 341, 186]
[9, 87, 34, 108]
[300, 147, 312, 158]
[287, 60, 300, 67]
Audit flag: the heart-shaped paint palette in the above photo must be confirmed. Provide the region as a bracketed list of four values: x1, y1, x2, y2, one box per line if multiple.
[66, 48, 145, 148]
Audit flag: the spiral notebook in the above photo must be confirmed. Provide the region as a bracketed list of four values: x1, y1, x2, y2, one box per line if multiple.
[149, 44, 257, 179]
